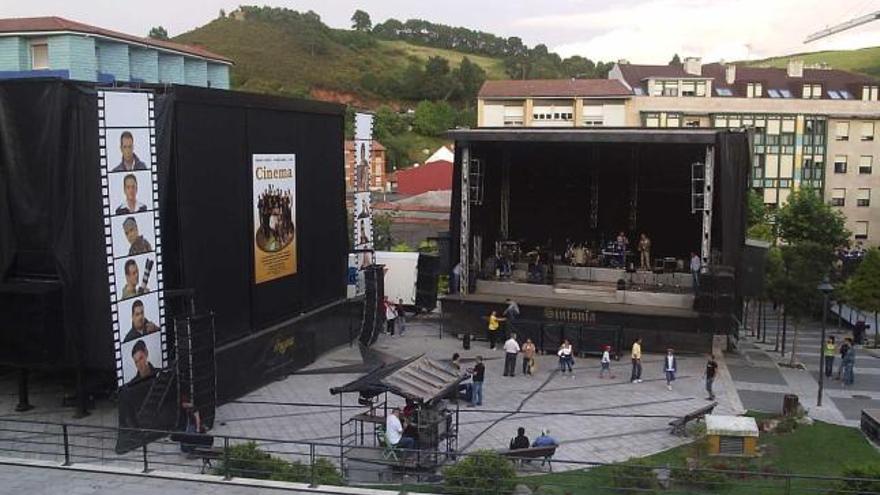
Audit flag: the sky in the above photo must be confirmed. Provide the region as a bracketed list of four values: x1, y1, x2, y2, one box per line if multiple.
[7, 0, 880, 63]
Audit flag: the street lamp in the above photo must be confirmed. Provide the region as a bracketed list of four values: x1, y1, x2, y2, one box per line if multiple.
[817, 277, 834, 407]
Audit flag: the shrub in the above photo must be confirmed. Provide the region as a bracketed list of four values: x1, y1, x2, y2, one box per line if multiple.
[216, 441, 342, 485]
[832, 464, 880, 494]
[608, 461, 657, 492]
[443, 450, 516, 495]
[670, 466, 728, 491]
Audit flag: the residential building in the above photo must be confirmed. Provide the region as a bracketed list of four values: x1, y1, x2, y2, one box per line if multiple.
[475, 58, 880, 245]
[344, 140, 387, 192]
[0, 17, 231, 88]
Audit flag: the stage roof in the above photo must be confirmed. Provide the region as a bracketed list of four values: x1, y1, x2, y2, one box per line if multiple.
[447, 127, 723, 145]
[329, 354, 465, 403]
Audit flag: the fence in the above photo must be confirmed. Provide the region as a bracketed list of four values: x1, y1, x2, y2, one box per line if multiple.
[0, 417, 877, 494]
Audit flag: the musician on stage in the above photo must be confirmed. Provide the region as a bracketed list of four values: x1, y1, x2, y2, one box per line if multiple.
[638, 233, 652, 271]
[615, 231, 628, 267]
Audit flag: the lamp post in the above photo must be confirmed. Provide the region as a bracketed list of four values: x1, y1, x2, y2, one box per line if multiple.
[817, 277, 834, 407]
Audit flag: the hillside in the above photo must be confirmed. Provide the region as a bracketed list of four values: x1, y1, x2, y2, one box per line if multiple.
[746, 46, 880, 77]
[174, 11, 506, 107]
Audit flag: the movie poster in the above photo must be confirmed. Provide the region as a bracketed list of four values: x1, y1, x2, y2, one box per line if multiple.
[253, 154, 297, 284]
[97, 90, 167, 387]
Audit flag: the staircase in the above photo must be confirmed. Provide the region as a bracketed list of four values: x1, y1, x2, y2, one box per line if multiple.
[553, 282, 618, 303]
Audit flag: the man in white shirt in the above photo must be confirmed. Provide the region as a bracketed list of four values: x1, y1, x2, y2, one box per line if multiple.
[385, 408, 415, 450]
[503, 333, 521, 377]
[115, 174, 147, 215]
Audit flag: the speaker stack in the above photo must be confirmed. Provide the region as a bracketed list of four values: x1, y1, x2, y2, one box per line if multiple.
[359, 264, 385, 348]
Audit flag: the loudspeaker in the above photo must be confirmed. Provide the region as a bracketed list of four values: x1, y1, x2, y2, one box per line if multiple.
[0, 280, 64, 366]
[359, 264, 385, 348]
[698, 273, 714, 292]
[715, 293, 735, 314]
[740, 242, 769, 298]
[715, 272, 736, 295]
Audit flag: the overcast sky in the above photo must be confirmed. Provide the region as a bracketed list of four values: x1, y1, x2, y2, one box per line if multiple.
[8, 0, 880, 63]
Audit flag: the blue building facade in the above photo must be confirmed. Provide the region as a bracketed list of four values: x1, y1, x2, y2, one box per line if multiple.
[0, 17, 231, 88]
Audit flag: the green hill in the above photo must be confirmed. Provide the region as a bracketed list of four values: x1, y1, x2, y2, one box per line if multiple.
[746, 46, 880, 78]
[174, 8, 506, 106]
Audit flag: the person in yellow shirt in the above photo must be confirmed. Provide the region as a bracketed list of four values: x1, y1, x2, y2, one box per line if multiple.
[630, 338, 643, 383]
[824, 336, 836, 378]
[487, 310, 506, 350]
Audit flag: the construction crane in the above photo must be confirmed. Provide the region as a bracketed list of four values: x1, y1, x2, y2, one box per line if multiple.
[805, 9, 880, 43]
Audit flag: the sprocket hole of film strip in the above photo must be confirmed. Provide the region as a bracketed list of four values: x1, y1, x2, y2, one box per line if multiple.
[97, 90, 168, 387]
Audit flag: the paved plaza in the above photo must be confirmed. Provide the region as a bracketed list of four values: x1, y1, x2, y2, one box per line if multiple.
[0, 307, 873, 488]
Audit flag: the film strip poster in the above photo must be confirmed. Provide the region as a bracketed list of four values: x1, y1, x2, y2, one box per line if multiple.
[253, 154, 297, 284]
[353, 113, 375, 288]
[98, 90, 167, 388]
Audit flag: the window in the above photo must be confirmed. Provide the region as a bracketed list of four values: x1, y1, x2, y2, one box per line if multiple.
[862, 85, 879, 101]
[834, 155, 848, 174]
[715, 87, 733, 96]
[682, 81, 696, 96]
[659, 81, 679, 96]
[855, 221, 869, 240]
[860, 155, 873, 174]
[828, 90, 841, 99]
[767, 89, 781, 98]
[582, 105, 603, 127]
[779, 89, 793, 98]
[836, 122, 850, 141]
[645, 113, 660, 127]
[503, 106, 524, 126]
[764, 188, 778, 205]
[30, 42, 49, 70]
[840, 90, 853, 99]
[831, 188, 846, 207]
[803, 83, 822, 99]
[861, 122, 875, 141]
[696, 81, 707, 97]
[633, 87, 645, 95]
[684, 117, 700, 128]
[858, 188, 871, 207]
[747, 82, 763, 98]
[714, 116, 727, 127]
[666, 113, 681, 127]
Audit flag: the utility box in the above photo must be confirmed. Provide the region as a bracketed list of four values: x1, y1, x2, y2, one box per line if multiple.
[705, 415, 759, 457]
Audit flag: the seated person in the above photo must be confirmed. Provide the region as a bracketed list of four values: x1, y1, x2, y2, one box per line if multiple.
[402, 398, 417, 419]
[403, 417, 419, 443]
[532, 429, 558, 447]
[386, 407, 416, 450]
[509, 426, 530, 450]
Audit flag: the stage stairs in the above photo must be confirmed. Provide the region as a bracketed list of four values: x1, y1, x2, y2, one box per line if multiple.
[553, 281, 617, 303]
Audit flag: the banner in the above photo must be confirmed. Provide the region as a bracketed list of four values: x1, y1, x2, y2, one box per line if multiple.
[253, 154, 298, 284]
[352, 113, 375, 292]
[97, 90, 167, 387]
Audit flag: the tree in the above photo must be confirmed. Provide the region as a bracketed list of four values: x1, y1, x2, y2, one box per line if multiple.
[412, 100, 457, 136]
[374, 106, 407, 141]
[351, 9, 372, 32]
[373, 213, 394, 250]
[148, 26, 169, 40]
[670, 53, 682, 65]
[843, 248, 880, 346]
[776, 189, 849, 250]
[747, 190, 774, 242]
[219, 9, 226, 18]
[454, 57, 486, 104]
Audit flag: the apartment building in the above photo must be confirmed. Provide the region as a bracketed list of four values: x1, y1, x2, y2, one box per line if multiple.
[475, 58, 880, 245]
[0, 17, 231, 88]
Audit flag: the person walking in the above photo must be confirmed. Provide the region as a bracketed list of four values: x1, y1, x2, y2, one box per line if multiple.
[522, 338, 536, 376]
[690, 252, 701, 292]
[664, 348, 677, 391]
[487, 311, 506, 350]
[843, 338, 856, 387]
[468, 356, 485, 407]
[823, 336, 836, 378]
[705, 354, 718, 400]
[503, 298, 520, 336]
[384, 296, 398, 336]
[836, 337, 852, 380]
[396, 298, 406, 336]
[558, 339, 574, 377]
[503, 333, 521, 377]
[630, 338, 643, 383]
[600, 345, 614, 378]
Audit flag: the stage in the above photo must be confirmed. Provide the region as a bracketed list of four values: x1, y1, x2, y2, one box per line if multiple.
[442, 127, 750, 353]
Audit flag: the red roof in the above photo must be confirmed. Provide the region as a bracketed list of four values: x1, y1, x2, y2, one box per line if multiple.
[0, 16, 232, 64]
[479, 79, 631, 98]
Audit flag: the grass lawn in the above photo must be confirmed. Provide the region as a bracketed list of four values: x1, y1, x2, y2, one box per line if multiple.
[379, 40, 508, 79]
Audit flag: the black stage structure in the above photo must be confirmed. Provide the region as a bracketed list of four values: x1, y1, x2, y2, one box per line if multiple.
[442, 128, 750, 353]
[0, 80, 358, 423]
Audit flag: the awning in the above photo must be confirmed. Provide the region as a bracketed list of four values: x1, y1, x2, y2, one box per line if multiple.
[330, 354, 465, 403]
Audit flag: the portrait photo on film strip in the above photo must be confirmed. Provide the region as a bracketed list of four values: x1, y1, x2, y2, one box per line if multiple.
[108, 170, 153, 216]
[113, 252, 158, 302]
[120, 331, 163, 386]
[109, 211, 156, 258]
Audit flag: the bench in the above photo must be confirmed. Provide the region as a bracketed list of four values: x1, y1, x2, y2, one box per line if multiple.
[498, 445, 557, 471]
[186, 446, 225, 474]
[669, 402, 717, 436]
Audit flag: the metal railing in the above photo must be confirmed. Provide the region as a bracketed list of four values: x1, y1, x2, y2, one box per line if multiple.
[0, 417, 877, 494]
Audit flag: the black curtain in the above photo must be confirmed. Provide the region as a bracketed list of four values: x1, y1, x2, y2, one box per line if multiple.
[717, 131, 749, 270]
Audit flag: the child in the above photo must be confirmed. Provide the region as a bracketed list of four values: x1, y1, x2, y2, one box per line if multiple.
[600, 345, 613, 378]
[664, 348, 677, 391]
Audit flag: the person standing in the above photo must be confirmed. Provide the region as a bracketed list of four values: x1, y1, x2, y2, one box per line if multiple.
[600, 345, 614, 379]
[638, 233, 652, 271]
[843, 338, 856, 387]
[522, 338, 536, 376]
[503, 333, 521, 377]
[503, 298, 520, 335]
[630, 338, 643, 383]
[854, 320, 867, 346]
[837, 338, 852, 380]
[705, 354, 718, 400]
[558, 339, 574, 377]
[451, 262, 462, 294]
[487, 311, 506, 350]
[690, 252, 702, 291]
[384, 297, 398, 336]
[664, 348, 677, 391]
[823, 336, 836, 378]
[396, 298, 407, 336]
[468, 356, 485, 407]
